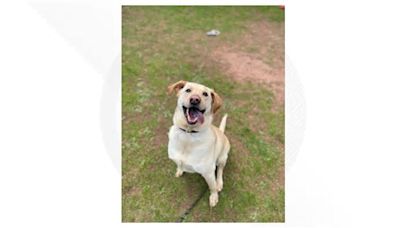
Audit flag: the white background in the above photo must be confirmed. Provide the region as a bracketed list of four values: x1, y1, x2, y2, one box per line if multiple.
[1, 0, 400, 227]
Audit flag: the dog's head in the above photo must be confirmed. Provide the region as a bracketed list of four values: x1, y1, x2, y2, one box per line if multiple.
[168, 80, 222, 128]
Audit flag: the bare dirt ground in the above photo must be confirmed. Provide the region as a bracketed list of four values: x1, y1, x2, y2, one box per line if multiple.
[212, 20, 285, 105]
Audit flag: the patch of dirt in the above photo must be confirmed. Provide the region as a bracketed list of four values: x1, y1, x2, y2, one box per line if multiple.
[153, 115, 169, 148]
[127, 186, 142, 197]
[228, 134, 251, 158]
[212, 20, 285, 105]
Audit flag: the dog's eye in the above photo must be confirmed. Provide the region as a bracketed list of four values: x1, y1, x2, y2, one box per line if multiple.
[202, 92, 208, 97]
[185, 88, 191, 93]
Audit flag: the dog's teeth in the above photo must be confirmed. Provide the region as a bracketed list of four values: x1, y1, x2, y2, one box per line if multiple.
[187, 109, 193, 122]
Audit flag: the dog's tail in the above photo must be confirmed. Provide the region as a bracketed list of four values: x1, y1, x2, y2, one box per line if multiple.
[219, 114, 228, 133]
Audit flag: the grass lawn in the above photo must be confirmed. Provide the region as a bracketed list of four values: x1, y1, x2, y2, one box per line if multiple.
[122, 6, 284, 222]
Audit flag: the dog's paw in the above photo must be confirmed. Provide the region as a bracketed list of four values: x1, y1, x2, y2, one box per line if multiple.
[216, 179, 223, 192]
[175, 169, 183, 177]
[209, 192, 219, 207]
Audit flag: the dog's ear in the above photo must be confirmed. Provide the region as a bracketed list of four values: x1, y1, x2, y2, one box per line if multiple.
[211, 91, 223, 113]
[168, 80, 187, 95]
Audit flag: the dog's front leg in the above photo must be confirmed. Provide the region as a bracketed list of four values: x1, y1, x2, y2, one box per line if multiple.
[216, 163, 225, 192]
[175, 160, 184, 177]
[202, 172, 218, 207]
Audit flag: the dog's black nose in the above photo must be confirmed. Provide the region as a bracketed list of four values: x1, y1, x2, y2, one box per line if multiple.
[190, 95, 201, 105]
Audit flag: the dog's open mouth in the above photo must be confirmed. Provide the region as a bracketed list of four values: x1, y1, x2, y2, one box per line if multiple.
[183, 106, 205, 125]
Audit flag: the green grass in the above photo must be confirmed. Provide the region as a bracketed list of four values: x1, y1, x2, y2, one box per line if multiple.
[122, 6, 284, 222]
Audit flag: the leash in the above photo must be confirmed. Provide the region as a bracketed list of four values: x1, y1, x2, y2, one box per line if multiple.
[176, 187, 208, 222]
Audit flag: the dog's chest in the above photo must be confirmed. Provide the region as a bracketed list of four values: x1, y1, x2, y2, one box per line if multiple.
[168, 129, 215, 174]
[180, 145, 209, 173]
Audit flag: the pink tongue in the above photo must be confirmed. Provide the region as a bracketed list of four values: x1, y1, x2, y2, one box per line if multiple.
[187, 108, 204, 124]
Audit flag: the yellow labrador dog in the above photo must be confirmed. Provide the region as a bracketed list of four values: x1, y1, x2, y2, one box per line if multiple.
[167, 80, 230, 207]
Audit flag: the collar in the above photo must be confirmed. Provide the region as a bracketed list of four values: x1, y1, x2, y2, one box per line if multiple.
[179, 127, 199, 133]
